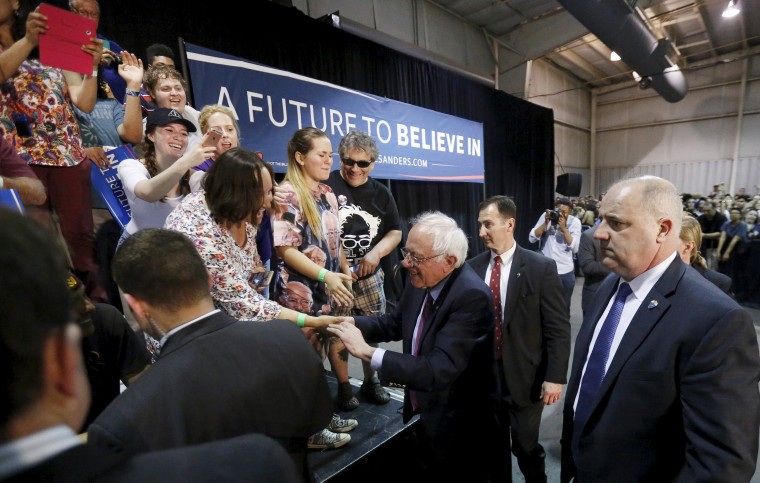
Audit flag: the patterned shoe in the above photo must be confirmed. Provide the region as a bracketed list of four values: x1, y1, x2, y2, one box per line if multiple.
[327, 413, 358, 433]
[307, 428, 351, 450]
[360, 377, 390, 405]
[337, 382, 360, 411]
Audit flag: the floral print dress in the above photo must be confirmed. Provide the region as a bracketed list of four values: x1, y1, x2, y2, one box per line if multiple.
[165, 191, 281, 321]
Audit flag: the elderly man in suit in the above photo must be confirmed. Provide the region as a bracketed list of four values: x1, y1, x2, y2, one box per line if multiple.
[561, 176, 760, 482]
[328, 211, 498, 482]
[0, 211, 301, 483]
[467, 195, 570, 483]
[87, 229, 333, 481]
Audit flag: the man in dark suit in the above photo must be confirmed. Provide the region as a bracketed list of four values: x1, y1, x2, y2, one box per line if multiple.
[467, 195, 570, 483]
[578, 224, 612, 317]
[87, 229, 334, 481]
[328, 211, 498, 482]
[561, 176, 760, 482]
[0, 211, 301, 483]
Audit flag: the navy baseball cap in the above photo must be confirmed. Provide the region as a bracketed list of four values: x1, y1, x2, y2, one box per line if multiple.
[146, 108, 197, 132]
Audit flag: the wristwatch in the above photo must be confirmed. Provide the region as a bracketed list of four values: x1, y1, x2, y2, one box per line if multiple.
[125, 88, 140, 97]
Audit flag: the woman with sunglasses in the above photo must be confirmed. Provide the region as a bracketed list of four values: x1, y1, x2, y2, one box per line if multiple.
[272, 127, 357, 450]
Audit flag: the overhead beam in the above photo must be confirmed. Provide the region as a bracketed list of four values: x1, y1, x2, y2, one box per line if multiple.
[555, 48, 611, 84]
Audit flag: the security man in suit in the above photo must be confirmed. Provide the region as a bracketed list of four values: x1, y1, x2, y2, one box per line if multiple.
[578, 224, 612, 318]
[561, 176, 760, 482]
[87, 229, 333, 481]
[468, 195, 570, 483]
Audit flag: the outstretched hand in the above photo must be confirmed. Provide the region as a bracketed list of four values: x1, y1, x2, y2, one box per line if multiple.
[326, 320, 374, 361]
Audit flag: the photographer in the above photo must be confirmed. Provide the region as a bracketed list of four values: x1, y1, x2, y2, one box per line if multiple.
[529, 197, 582, 310]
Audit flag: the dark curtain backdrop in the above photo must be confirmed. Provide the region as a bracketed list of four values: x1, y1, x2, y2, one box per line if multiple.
[99, 0, 554, 255]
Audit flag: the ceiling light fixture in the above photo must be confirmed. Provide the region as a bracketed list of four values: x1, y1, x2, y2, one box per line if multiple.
[610, 51, 621, 61]
[722, 0, 740, 18]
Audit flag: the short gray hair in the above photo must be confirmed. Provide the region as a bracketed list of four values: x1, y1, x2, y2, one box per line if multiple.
[613, 176, 683, 233]
[338, 130, 379, 161]
[410, 211, 468, 267]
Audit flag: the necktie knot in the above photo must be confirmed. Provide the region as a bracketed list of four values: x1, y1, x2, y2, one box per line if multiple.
[617, 282, 632, 301]
[494, 255, 502, 266]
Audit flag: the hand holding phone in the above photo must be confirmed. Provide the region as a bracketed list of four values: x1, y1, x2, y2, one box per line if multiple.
[202, 129, 222, 147]
[250, 271, 274, 290]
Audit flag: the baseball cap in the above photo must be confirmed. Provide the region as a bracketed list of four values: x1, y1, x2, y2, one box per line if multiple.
[146, 107, 197, 132]
[555, 197, 573, 208]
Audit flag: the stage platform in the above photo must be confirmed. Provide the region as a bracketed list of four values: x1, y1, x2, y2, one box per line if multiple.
[309, 372, 419, 483]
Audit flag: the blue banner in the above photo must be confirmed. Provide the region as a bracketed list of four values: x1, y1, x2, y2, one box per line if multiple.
[185, 43, 484, 183]
[90, 145, 136, 229]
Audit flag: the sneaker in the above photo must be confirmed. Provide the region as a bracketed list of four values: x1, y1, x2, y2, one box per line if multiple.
[337, 382, 360, 411]
[328, 413, 357, 433]
[307, 428, 350, 450]
[361, 378, 390, 405]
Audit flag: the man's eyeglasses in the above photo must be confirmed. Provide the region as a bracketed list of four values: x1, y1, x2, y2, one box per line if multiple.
[341, 158, 373, 168]
[400, 248, 440, 265]
[72, 7, 100, 19]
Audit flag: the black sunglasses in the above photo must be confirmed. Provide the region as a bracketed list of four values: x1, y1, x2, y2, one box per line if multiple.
[341, 158, 373, 168]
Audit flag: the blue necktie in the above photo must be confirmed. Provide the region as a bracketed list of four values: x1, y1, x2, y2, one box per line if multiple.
[573, 282, 632, 457]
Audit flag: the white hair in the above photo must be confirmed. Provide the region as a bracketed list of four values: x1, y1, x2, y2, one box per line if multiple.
[410, 211, 468, 267]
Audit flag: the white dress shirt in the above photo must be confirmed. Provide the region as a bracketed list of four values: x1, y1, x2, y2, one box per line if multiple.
[483, 242, 517, 310]
[573, 251, 677, 411]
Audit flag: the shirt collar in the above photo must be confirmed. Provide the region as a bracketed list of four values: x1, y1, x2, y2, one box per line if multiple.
[624, 251, 678, 301]
[0, 425, 81, 480]
[490, 241, 517, 265]
[159, 309, 221, 348]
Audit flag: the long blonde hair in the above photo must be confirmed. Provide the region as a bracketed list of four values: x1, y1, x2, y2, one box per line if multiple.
[680, 215, 707, 268]
[285, 127, 328, 240]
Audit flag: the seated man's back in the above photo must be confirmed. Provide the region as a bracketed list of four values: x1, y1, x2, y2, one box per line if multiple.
[87, 229, 332, 481]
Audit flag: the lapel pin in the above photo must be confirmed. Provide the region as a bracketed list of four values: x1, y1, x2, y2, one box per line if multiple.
[648, 300, 658, 309]
[516, 272, 521, 278]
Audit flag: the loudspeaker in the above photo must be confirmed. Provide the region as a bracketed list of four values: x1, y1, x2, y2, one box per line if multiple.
[556, 173, 582, 197]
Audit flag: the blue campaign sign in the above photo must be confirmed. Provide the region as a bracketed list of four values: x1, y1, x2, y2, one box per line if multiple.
[185, 43, 484, 183]
[90, 145, 135, 229]
[0, 189, 24, 213]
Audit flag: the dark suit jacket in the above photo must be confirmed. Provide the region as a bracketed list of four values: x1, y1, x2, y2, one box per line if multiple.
[578, 225, 612, 316]
[355, 263, 498, 476]
[88, 313, 332, 481]
[694, 264, 733, 295]
[561, 257, 760, 482]
[468, 245, 570, 406]
[4, 433, 301, 483]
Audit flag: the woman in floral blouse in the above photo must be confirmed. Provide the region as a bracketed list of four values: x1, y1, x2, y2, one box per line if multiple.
[0, 3, 103, 299]
[165, 147, 331, 327]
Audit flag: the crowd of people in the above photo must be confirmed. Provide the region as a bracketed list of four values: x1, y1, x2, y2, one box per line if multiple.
[554, 182, 760, 307]
[1, 1, 760, 482]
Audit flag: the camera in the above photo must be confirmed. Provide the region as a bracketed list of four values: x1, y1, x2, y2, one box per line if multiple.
[549, 209, 561, 223]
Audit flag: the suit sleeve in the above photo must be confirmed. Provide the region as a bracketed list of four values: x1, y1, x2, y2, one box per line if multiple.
[539, 259, 571, 383]
[677, 307, 760, 482]
[376, 285, 492, 391]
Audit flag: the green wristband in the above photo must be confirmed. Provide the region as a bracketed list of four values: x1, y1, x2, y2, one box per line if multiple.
[297, 313, 306, 327]
[317, 268, 328, 282]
